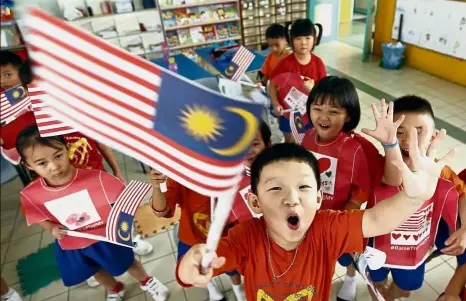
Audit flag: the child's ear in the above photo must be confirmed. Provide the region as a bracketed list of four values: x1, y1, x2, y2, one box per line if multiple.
[315, 189, 323, 210]
[22, 161, 33, 171]
[247, 193, 262, 215]
[345, 115, 351, 123]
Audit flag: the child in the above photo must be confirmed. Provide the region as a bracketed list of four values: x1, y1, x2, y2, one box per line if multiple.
[176, 133, 453, 300]
[0, 51, 23, 92]
[150, 122, 271, 301]
[365, 95, 466, 300]
[16, 126, 169, 301]
[269, 18, 327, 143]
[1, 277, 21, 301]
[260, 24, 291, 86]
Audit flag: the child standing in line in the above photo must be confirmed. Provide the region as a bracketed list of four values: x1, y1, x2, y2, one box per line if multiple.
[269, 18, 327, 143]
[16, 126, 168, 301]
[176, 133, 453, 300]
[260, 24, 291, 87]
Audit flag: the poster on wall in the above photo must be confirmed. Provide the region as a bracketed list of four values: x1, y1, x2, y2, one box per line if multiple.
[392, 0, 466, 60]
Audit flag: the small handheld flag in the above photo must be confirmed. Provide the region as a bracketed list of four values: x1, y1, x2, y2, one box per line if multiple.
[0, 85, 31, 123]
[222, 46, 255, 82]
[289, 111, 311, 145]
[62, 180, 152, 248]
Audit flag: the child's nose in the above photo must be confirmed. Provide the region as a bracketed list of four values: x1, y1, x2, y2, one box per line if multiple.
[283, 190, 299, 206]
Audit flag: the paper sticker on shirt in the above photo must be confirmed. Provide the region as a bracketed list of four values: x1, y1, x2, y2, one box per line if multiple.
[239, 185, 262, 218]
[44, 189, 102, 230]
[284, 87, 307, 113]
[390, 203, 433, 246]
[311, 152, 337, 195]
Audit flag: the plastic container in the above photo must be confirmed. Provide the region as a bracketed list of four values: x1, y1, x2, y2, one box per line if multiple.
[168, 57, 178, 73]
[381, 42, 405, 70]
[161, 41, 169, 62]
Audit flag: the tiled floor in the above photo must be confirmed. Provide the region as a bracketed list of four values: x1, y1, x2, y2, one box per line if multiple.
[1, 41, 465, 301]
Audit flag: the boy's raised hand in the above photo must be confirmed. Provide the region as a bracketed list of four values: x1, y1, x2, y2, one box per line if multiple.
[178, 244, 225, 287]
[393, 128, 454, 202]
[361, 99, 405, 145]
[149, 168, 166, 189]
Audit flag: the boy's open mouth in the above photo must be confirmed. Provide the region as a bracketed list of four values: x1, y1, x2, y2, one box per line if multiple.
[287, 214, 300, 230]
[401, 148, 410, 158]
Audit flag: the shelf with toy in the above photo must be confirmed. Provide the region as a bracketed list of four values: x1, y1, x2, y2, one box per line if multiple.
[165, 17, 239, 31]
[160, 0, 238, 11]
[169, 36, 240, 50]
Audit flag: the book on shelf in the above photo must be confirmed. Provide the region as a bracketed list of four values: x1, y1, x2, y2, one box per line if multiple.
[159, 0, 174, 7]
[212, 4, 226, 20]
[174, 8, 190, 25]
[187, 7, 201, 24]
[223, 4, 238, 19]
[198, 6, 213, 22]
[138, 12, 163, 32]
[227, 22, 239, 37]
[107, 38, 121, 48]
[115, 15, 141, 36]
[161, 10, 176, 27]
[142, 34, 164, 52]
[177, 29, 193, 44]
[189, 26, 206, 43]
[166, 31, 180, 46]
[120, 35, 144, 55]
[202, 24, 217, 41]
[91, 19, 118, 39]
[215, 23, 228, 39]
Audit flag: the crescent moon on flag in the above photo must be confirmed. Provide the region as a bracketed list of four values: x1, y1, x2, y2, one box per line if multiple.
[210, 107, 258, 156]
[118, 229, 131, 242]
[224, 66, 235, 77]
[18, 86, 27, 98]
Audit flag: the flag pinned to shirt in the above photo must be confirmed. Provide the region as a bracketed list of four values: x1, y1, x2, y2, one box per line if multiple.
[28, 83, 77, 137]
[23, 8, 263, 197]
[0, 85, 31, 123]
[222, 46, 255, 82]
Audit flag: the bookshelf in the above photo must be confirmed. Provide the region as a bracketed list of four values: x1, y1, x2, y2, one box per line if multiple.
[157, 0, 243, 51]
[239, 0, 308, 50]
[1, 19, 26, 52]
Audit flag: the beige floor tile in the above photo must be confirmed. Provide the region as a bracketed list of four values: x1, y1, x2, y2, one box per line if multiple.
[334, 262, 348, 278]
[1, 207, 18, 227]
[184, 285, 209, 301]
[1, 260, 19, 286]
[1, 243, 8, 264]
[40, 230, 56, 248]
[5, 232, 41, 263]
[139, 232, 174, 264]
[446, 257, 458, 269]
[68, 284, 105, 301]
[10, 219, 42, 241]
[424, 262, 455, 294]
[216, 273, 232, 292]
[224, 290, 236, 301]
[9, 282, 32, 301]
[168, 229, 178, 253]
[1, 224, 14, 244]
[330, 278, 343, 300]
[127, 292, 148, 301]
[41, 292, 68, 301]
[30, 280, 68, 301]
[158, 280, 187, 301]
[1, 178, 23, 197]
[425, 254, 446, 272]
[406, 282, 439, 300]
[142, 254, 176, 284]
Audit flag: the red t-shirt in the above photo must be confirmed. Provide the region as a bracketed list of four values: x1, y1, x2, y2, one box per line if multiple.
[271, 53, 327, 108]
[302, 130, 370, 210]
[63, 133, 104, 171]
[20, 168, 125, 250]
[180, 210, 364, 301]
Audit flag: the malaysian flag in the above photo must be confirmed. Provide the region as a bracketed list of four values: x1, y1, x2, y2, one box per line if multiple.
[106, 180, 152, 247]
[23, 8, 262, 197]
[0, 85, 31, 123]
[223, 46, 255, 82]
[289, 111, 311, 145]
[28, 83, 77, 137]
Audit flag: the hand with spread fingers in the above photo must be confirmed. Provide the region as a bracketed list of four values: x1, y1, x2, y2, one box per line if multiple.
[362, 99, 405, 145]
[441, 226, 466, 256]
[393, 128, 455, 202]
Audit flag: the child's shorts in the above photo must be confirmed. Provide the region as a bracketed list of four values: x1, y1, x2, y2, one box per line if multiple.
[368, 264, 425, 291]
[434, 218, 466, 267]
[177, 240, 238, 277]
[337, 253, 353, 267]
[278, 116, 291, 133]
[55, 240, 135, 286]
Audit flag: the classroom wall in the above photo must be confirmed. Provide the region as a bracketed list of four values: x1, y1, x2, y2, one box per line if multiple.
[339, 0, 353, 23]
[373, 0, 466, 86]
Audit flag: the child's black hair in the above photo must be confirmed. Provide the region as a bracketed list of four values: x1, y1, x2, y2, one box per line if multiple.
[259, 121, 272, 146]
[0, 50, 23, 68]
[19, 59, 33, 85]
[306, 76, 361, 132]
[16, 125, 67, 162]
[250, 143, 321, 194]
[393, 95, 435, 121]
[265, 23, 288, 40]
[288, 19, 317, 49]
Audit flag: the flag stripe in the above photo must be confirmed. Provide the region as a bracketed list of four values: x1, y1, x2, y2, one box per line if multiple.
[0, 96, 31, 122]
[107, 181, 137, 241]
[290, 111, 305, 145]
[231, 47, 254, 81]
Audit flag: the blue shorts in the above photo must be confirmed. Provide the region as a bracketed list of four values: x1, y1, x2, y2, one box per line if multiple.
[338, 253, 353, 267]
[434, 218, 466, 267]
[368, 264, 425, 291]
[279, 115, 291, 133]
[177, 240, 238, 277]
[55, 240, 135, 286]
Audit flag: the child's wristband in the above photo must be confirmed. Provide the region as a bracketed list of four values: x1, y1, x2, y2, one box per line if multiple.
[382, 140, 398, 149]
[150, 200, 168, 214]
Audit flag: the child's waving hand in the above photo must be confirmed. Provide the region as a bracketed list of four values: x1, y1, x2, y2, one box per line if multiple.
[149, 168, 166, 189]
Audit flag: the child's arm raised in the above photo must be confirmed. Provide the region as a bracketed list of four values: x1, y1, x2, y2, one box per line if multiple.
[362, 128, 454, 238]
[149, 169, 170, 217]
[362, 99, 404, 186]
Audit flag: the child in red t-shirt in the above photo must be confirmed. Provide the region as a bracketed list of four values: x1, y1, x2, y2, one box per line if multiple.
[260, 24, 291, 86]
[176, 136, 452, 301]
[16, 126, 168, 301]
[269, 18, 327, 143]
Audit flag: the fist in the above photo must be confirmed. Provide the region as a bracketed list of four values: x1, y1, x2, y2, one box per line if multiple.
[149, 169, 166, 188]
[52, 225, 66, 240]
[273, 105, 283, 116]
[303, 78, 314, 92]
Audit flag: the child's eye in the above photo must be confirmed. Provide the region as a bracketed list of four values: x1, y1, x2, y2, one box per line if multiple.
[299, 185, 311, 189]
[330, 110, 339, 115]
[38, 162, 45, 166]
[312, 107, 321, 111]
[268, 187, 282, 191]
[55, 154, 62, 159]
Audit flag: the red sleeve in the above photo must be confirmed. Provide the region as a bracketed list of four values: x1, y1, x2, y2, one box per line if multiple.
[100, 171, 125, 205]
[349, 146, 371, 205]
[314, 55, 327, 81]
[164, 178, 182, 218]
[261, 54, 272, 77]
[21, 191, 48, 225]
[440, 166, 466, 197]
[319, 210, 365, 259]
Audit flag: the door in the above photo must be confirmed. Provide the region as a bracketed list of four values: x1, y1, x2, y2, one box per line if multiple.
[309, 0, 340, 43]
[362, 0, 376, 61]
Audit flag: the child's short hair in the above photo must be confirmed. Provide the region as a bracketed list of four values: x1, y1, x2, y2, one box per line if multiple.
[250, 143, 321, 194]
[289, 19, 317, 48]
[259, 121, 272, 146]
[0, 50, 23, 69]
[306, 76, 361, 132]
[265, 23, 287, 40]
[19, 59, 33, 85]
[16, 125, 67, 161]
[393, 95, 435, 120]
